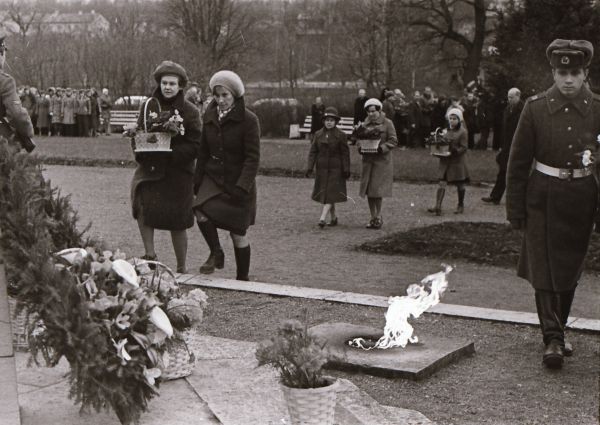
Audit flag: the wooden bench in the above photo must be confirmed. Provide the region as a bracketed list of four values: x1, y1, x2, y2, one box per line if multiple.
[298, 115, 354, 138]
[108, 110, 139, 131]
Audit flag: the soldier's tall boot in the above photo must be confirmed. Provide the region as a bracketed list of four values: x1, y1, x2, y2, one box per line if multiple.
[427, 188, 445, 216]
[455, 187, 466, 214]
[197, 221, 224, 274]
[234, 245, 251, 281]
[557, 290, 575, 356]
[535, 290, 564, 368]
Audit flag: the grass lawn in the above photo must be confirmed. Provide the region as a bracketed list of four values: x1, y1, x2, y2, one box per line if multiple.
[32, 134, 501, 183]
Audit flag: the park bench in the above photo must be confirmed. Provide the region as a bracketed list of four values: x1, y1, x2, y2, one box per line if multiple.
[109, 110, 139, 131]
[297, 115, 354, 138]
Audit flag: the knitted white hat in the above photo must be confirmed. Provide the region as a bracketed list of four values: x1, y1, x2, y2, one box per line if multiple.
[364, 98, 383, 110]
[446, 107, 464, 123]
[209, 70, 245, 98]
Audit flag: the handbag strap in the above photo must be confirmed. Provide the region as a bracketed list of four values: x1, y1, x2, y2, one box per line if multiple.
[142, 97, 162, 132]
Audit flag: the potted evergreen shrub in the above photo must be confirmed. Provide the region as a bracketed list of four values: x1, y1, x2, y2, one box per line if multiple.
[255, 314, 340, 425]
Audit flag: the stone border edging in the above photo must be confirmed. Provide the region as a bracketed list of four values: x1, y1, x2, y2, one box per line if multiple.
[177, 273, 600, 333]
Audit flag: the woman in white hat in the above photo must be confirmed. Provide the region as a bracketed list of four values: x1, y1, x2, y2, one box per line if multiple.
[355, 98, 398, 229]
[192, 70, 260, 281]
[427, 107, 470, 215]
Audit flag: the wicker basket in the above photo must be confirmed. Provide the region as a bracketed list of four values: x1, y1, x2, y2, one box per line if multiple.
[159, 331, 196, 380]
[8, 297, 36, 351]
[282, 377, 339, 425]
[133, 97, 172, 152]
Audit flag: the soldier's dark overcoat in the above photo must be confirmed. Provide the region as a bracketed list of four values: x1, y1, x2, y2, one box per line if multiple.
[506, 84, 600, 291]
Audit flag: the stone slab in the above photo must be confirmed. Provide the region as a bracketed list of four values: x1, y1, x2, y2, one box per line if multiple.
[0, 357, 20, 425]
[568, 317, 600, 332]
[311, 322, 475, 381]
[429, 303, 540, 326]
[186, 334, 433, 425]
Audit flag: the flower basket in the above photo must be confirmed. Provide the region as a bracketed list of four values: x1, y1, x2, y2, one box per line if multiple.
[133, 97, 172, 152]
[427, 127, 451, 157]
[282, 376, 339, 425]
[357, 138, 380, 153]
[8, 297, 37, 351]
[159, 332, 195, 380]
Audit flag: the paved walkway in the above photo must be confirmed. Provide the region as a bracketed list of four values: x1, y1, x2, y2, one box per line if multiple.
[15, 334, 433, 425]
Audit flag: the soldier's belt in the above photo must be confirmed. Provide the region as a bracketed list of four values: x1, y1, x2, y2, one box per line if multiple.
[535, 161, 592, 180]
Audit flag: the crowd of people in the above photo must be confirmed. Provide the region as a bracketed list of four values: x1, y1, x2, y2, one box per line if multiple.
[17, 85, 114, 137]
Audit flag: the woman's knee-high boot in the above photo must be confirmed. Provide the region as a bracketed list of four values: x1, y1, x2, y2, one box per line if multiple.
[427, 188, 445, 216]
[455, 187, 465, 214]
[234, 245, 251, 281]
[197, 221, 224, 274]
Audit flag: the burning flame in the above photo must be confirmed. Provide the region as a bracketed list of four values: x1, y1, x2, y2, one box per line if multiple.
[349, 264, 453, 350]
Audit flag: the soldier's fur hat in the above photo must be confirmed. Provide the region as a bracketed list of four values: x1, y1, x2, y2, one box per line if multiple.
[546, 39, 593, 69]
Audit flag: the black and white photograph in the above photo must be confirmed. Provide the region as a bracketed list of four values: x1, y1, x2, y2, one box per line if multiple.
[0, 0, 598, 424]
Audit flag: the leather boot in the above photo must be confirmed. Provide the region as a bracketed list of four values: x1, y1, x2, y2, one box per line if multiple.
[234, 245, 251, 281]
[197, 221, 224, 274]
[535, 290, 564, 368]
[557, 290, 575, 356]
[427, 188, 445, 216]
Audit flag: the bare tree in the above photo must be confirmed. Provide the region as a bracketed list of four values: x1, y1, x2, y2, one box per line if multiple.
[6, 0, 45, 41]
[162, 0, 259, 73]
[406, 0, 492, 86]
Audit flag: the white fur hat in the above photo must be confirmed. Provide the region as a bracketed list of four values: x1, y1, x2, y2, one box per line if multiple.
[209, 70, 245, 98]
[446, 107, 464, 122]
[364, 98, 383, 110]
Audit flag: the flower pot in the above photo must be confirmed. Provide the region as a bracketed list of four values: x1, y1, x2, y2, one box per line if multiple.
[281, 376, 339, 425]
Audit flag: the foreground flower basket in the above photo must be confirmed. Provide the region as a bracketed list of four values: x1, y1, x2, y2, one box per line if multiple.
[159, 332, 196, 380]
[282, 376, 339, 425]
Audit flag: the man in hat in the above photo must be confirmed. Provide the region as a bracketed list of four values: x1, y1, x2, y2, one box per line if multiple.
[0, 34, 34, 152]
[506, 39, 600, 369]
[99, 87, 113, 135]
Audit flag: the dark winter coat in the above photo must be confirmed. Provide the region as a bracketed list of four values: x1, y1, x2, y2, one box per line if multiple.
[506, 84, 600, 292]
[193, 97, 260, 235]
[353, 96, 368, 125]
[496, 100, 524, 168]
[307, 127, 350, 204]
[130, 89, 202, 230]
[437, 125, 470, 183]
[310, 103, 325, 134]
[36, 95, 51, 129]
[358, 112, 397, 198]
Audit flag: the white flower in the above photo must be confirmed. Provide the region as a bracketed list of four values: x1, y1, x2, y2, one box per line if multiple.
[582, 149, 593, 167]
[112, 338, 132, 365]
[143, 366, 161, 386]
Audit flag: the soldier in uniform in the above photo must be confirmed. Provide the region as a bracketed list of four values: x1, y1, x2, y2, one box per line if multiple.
[506, 39, 600, 369]
[0, 35, 35, 152]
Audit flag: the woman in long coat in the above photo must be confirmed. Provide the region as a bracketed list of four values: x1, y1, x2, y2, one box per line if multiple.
[36, 89, 51, 136]
[193, 70, 260, 281]
[128, 60, 202, 273]
[427, 107, 469, 215]
[357, 98, 397, 229]
[61, 88, 76, 137]
[306, 106, 350, 227]
[50, 88, 63, 136]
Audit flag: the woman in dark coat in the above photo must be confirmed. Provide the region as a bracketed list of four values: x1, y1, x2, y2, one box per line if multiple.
[427, 107, 470, 215]
[128, 60, 202, 273]
[193, 70, 260, 281]
[305, 106, 350, 227]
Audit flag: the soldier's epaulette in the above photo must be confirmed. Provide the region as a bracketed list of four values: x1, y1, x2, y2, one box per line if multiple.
[527, 93, 545, 103]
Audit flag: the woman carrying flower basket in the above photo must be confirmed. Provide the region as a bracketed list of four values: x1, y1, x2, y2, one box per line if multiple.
[193, 70, 260, 281]
[356, 98, 397, 229]
[427, 107, 470, 215]
[128, 61, 202, 273]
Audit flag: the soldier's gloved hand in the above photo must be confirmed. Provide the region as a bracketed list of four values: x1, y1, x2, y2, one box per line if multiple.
[358, 147, 364, 155]
[509, 219, 525, 230]
[376, 146, 383, 154]
[304, 170, 312, 178]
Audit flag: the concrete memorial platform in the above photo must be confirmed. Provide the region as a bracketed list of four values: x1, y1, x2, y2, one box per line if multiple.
[311, 322, 475, 381]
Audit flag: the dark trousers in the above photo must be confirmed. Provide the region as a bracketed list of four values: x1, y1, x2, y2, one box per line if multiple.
[51, 123, 62, 136]
[77, 115, 90, 137]
[535, 289, 575, 345]
[476, 126, 490, 149]
[489, 165, 507, 201]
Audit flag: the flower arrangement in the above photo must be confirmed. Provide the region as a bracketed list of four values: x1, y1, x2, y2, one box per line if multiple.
[426, 127, 451, 157]
[255, 313, 337, 389]
[146, 109, 185, 136]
